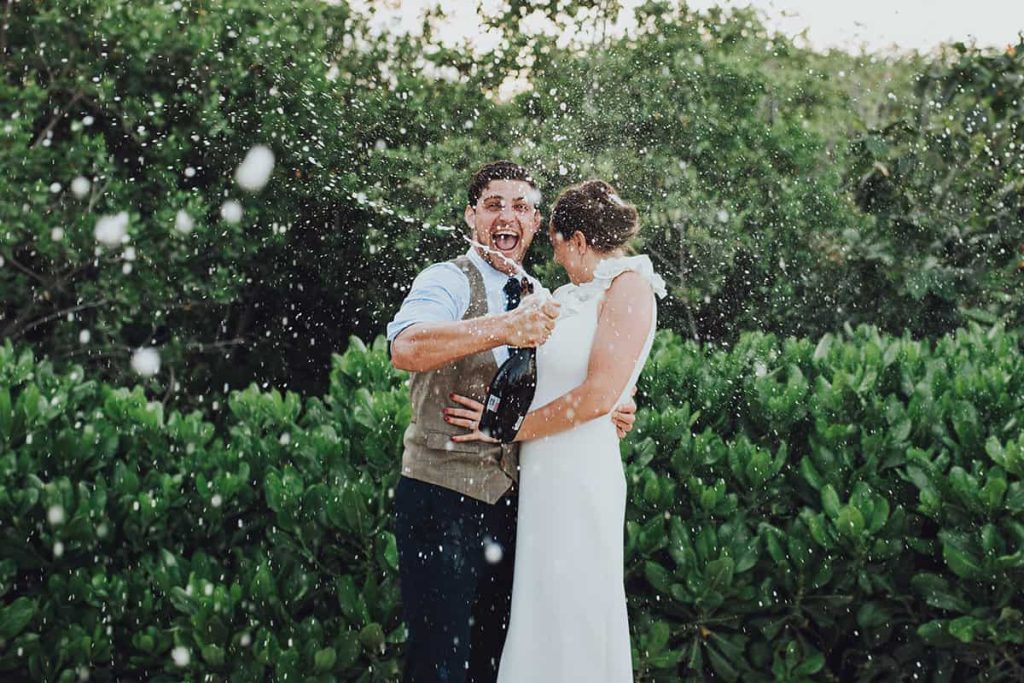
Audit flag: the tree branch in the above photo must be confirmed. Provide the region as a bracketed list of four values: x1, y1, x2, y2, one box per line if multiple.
[31, 90, 85, 149]
[186, 338, 247, 353]
[162, 364, 176, 404]
[54, 344, 126, 364]
[7, 299, 109, 340]
[3, 253, 50, 288]
[85, 179, 107, 215]
[0, 302, 39, 340]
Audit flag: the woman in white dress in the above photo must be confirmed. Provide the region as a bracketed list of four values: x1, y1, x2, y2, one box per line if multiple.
[446, 180, 666, 683]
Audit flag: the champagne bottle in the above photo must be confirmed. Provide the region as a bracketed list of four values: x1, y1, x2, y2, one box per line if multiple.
[479, 277, 538, 443]
[479, 346, 537, 443]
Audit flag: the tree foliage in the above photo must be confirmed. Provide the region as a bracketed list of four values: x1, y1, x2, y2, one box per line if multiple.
[1, 0, 1021, 399]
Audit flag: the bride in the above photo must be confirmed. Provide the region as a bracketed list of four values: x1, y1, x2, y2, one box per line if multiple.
[446, 179, 665, 682]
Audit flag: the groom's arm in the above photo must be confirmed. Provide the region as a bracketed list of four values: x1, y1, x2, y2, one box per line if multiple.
[392, 298, 560, 373]
[391, 317, 512, 373]
[386, 262, 558, 374]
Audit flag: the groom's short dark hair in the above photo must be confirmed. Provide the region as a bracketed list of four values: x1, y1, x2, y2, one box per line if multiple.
[467, 161, 538, 207]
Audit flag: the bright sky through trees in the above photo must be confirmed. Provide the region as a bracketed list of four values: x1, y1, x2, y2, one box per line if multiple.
[694, 0, 1024, 53]
[354, 0, 1024, 54]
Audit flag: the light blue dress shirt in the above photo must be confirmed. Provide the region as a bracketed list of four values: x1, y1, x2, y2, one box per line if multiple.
[387, 248, 544, 366]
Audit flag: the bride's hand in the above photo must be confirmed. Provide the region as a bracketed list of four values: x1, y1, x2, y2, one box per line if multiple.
[444, 393, 499, 444]
[610, 385, 638, 439]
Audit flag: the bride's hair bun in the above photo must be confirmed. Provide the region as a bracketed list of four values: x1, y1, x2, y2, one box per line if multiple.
[550, 179, 639, 252]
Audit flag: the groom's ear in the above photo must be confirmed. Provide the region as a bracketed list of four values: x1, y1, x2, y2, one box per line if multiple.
[463, 204, 475, 229]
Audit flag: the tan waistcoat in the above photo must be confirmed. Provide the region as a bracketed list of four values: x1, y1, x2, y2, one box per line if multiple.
[400, 256, 519, 504]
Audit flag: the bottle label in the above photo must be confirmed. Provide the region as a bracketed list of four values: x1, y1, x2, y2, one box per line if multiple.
[486, 395, 501, 412]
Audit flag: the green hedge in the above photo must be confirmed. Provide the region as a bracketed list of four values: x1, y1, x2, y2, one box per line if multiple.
[0, 337, 407, 682]
[1, 327, 1023, 680]
[632, 325, 1024, 681]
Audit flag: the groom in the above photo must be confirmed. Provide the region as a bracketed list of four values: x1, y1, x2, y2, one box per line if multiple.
[387, 160, 635, 682]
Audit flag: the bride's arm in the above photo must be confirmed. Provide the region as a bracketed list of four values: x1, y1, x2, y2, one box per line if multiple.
[447, 271, 653, 444]
[512, 270, 653, 442]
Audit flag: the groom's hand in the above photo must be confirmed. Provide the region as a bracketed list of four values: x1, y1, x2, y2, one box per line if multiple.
[504, 296, 560, 347]
[611, 386, 638, 439]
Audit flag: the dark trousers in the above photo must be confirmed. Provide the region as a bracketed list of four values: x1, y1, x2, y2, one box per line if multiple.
[394, 476, 517, 683]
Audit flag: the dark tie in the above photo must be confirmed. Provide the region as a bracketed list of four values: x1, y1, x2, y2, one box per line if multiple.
[503, 276, 523, 311]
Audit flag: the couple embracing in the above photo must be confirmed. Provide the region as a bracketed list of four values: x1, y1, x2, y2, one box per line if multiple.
[387, 161, 666, 682]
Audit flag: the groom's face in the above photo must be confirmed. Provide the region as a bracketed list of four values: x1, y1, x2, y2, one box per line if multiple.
[464, 179, 541, 275]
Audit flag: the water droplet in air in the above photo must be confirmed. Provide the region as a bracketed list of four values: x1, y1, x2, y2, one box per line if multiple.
[171, 646, 190, 667]
[484, 540, 503, 564]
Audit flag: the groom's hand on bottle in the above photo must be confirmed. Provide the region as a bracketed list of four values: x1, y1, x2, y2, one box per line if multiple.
[503, 296, 560, 348]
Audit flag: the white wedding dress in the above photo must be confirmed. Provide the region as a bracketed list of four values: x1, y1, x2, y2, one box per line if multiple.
[498, 255, 666, 683]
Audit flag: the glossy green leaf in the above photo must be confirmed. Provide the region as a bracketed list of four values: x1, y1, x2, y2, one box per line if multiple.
[821, 484, 841, 518]
[0, 597, 36, 639]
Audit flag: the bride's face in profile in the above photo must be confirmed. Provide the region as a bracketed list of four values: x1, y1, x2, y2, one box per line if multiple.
[549, 225, 585, 284]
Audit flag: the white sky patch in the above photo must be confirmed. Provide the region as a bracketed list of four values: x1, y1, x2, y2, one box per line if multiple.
[683, 0, 1024, 53]
[352, 0, 1023, 56]
[234, 145, 275, 192]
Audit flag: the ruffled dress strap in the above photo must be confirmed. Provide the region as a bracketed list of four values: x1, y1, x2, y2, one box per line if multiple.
[585, 254, 667, 299]
[552, 254, 667, 317]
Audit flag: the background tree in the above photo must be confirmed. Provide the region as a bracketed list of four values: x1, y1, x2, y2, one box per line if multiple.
[1, 0, 1021, 406]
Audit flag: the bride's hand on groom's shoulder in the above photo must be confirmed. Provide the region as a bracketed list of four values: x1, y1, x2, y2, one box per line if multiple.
[444, 394, 499, 444]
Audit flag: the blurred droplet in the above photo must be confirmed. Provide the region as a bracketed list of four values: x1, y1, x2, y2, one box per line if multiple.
[234, 145, 275, 192]
[131, 347, 161, 377]
[174, 209, 195, 234]
[94, 212, 129, 247]
[484, 540, 503, 564]
[220, 200, 243, 224]
[71, 176, 91, 198]
[171, 646, 190, 667]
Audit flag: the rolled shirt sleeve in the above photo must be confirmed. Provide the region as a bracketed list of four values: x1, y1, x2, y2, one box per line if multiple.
[386, 262, 471, 342]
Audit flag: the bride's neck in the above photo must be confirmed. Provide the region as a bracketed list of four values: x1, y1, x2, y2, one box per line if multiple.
[574, 249, 625, 284]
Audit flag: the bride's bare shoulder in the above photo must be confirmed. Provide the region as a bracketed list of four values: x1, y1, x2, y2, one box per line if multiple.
[598, 270, 655, 322]
[606, 268, 654, 298]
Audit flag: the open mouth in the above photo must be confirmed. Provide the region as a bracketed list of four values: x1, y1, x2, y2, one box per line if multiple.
[493, 231, 520, 252]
